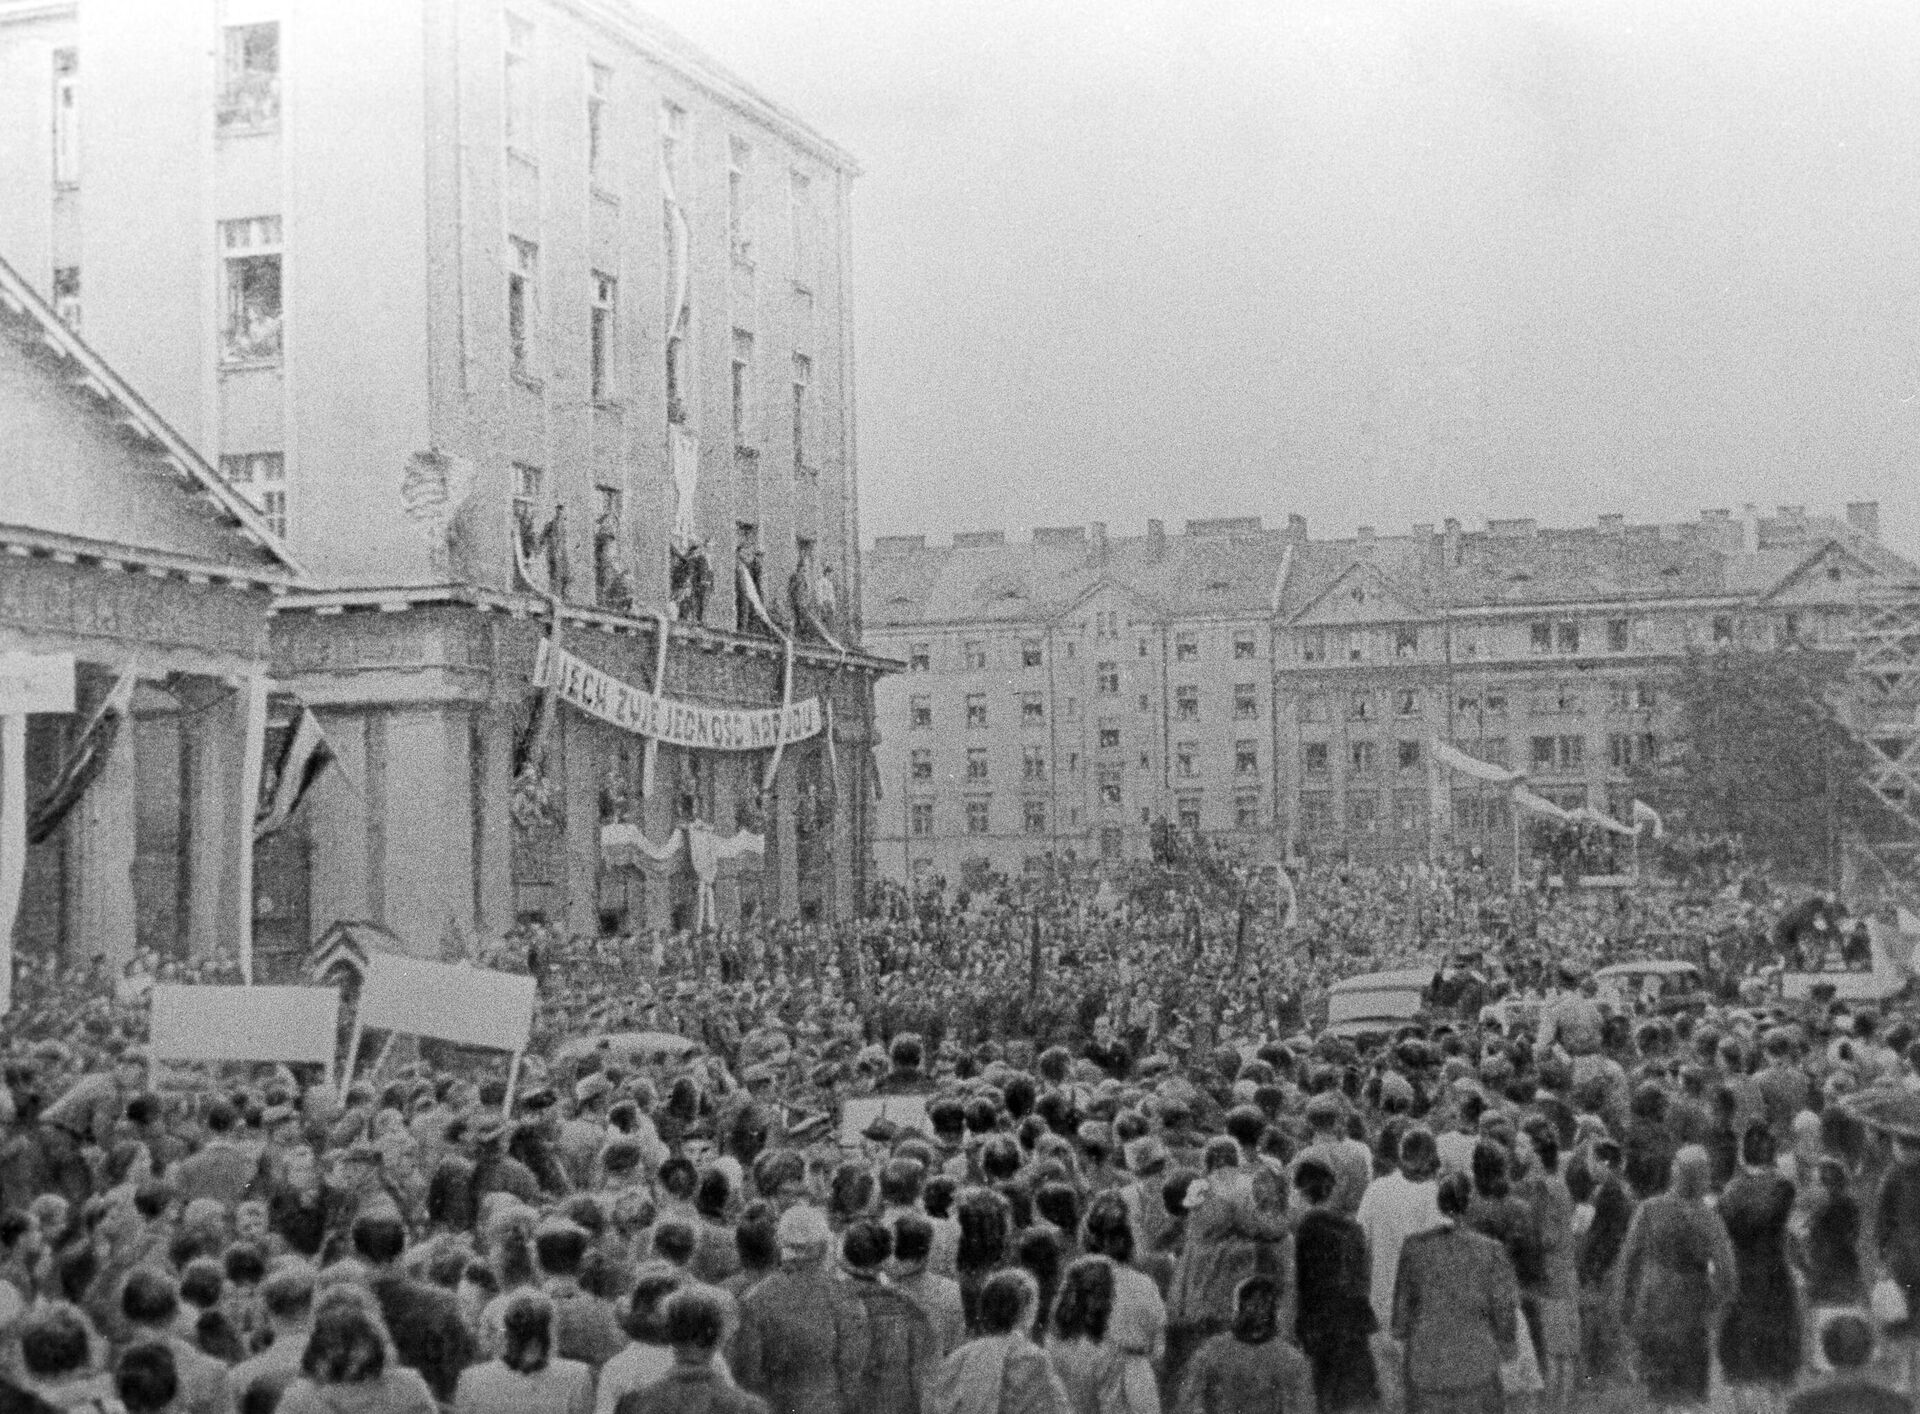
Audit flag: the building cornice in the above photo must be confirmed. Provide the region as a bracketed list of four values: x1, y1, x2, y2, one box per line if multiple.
[0, 1, 76, 24]
[273, 583, 901, 674]
[0, 526, 291, 594]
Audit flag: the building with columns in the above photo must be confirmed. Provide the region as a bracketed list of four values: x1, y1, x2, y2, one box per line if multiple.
[865, 506, 1915, 882]
[0, 253, 297, 972]
[0, 0, 887, 964]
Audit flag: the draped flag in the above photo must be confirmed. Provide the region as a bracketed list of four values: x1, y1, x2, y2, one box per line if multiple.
[28, 666, 136, 846]
[254, 708, 337, 841]
[1510, 787, 1575, 824]
[1632, 798, 1665, 839]
[514, 613, 562, 778]
[1429, 739, 1524, 785]
[1568, 805, 1636, 837]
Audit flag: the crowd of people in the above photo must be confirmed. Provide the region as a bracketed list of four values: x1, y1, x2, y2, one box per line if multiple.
[0, 849, 1914, 1413]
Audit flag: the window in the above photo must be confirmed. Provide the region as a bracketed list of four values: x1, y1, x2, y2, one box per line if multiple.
[966, 748, 988, 782]
[52, 50, 77, 186]
[1023, 746, 1046, 781]
[1064, 697, 1080, 721]
[1233, 631, 1257, 660]
[1343, 630, 1368, 663]
[1233, 684, 1258, 720]
[1303, 742, 1330, 775]
[1530, 621, 1553, 654]
[1393, 688, 1420, 718]
[790, 353, 812, 472]
[511, 462, 542, 550]
[963, 641, 987, 671]
[1138, 638, 1150, 658]
[1348, 792, 1379, 833]
[1300, 794, 1334, 834]
[910, 749, 933, 781]
[1175, 686, 1199, 721]
[1608, 733, 1632, 770]
[1137, 694, 1152, 713]
[1712, 615, 1735, 645]
[1175, 633, 1198, 663]
[1094, 611, 1118, 639]
[1639, 731, 1658, 764]
[789, 169, 813, 284]
[1299, 694, 1328, 724]
[220, 217, 283, 363]
[1021, 693, 1044, 726]
[1066, 752, 1079, 775]
[1022, 799, 1047, 836]
[1022, 639, 1042, 668]
[1558, 686, 1584, 714]
[586, 62, 611, 181]
[1097, 765, 1123, 806]
[1235, 794, 1261, 829]
[1607, 617, 1630, 652]
[909, 803, 934, 837]
[909, 695, 931, 729]
[1177, 796, 1202, 831]
[1457, 691, 1480, 716]
[1235, 741, 1258, 776]
[1394, 626, 1419, 658]
[909, 643, 930, 673]
[1100, 826, 1123, 859]
[1397, 740, 1421, 771]
[1395, 791, 1426, 832]
[1176, 742, 1198, 779]
[1481, 737, 1509, 768]
[1557, 621, 1581, 654]
[51, 266, 79, 332]
[1484, 690, 1508, 716]
[590, 272, 616, 401]
[1301, 630, 1326, 663]
[1531, 735, 1556, 771]
[730, 329, 754, 445]
[1098, 723, 1121, 749]
[503, 13, 533, 148]
[1609, 681, 1633, 713]
[727, 136, 753, 261]
[1349, 692, 1372, 722]
[965, 798, 990, 835]
[1533, 735, 1584, 770]
[1096, 662, 1119, 695]
[1349, 740, 1376, 774]
[1561, 735, 1585, 769]
[1635, 682, 1657, 711]
[219, 23, 279, 129]
[219, 453, 287, 538]
[965, 694, 987, 729]
[506, 237, 537, 376]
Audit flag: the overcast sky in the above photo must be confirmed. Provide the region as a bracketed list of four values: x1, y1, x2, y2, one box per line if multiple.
[643, 0, 1920, 554]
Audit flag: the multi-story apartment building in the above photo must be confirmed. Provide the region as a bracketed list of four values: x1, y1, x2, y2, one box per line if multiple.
[866, 505, 1914, 882]
[0, 0, 887, 962]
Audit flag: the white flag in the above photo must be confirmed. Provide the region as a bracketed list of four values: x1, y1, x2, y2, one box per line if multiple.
[1429, 739, 1523, 785]
[1631, 798, 1665, 839]
[1512, 787, 1574, 823]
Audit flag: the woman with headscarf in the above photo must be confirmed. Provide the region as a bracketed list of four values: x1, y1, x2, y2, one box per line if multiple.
[932, 1269, 1071, 1414]
[1613, 1144, 1737, 1408]
[1167, 1137, 1290, 1396]
[1717, 1123, 1802, 1412]
[1291, 1158, 1377, 1412]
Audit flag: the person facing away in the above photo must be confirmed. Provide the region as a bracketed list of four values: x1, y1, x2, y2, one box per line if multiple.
[452, 1289, 592, 1414]
[614, 1288, 767, 1414]
[727, 1205, 869, 1414]
[1174, 1275, 1316, 1414]
[1391, 1170, 1520, 1412]
[1788, 1312, 1912, 1414]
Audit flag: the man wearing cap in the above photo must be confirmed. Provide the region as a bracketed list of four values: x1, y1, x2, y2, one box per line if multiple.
[731, 1205, 869, 1414]
[560, 1076, 614, 1189]
[1293, 1092, 1371, 1217]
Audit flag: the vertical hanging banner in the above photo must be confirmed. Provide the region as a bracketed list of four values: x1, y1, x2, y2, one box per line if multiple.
[0, 654, 74, 1014]
[533, 639, 820, 750]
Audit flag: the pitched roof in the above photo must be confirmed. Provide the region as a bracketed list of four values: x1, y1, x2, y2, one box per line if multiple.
[865, 514, 1917, 630]
[0, 252, 299, 585]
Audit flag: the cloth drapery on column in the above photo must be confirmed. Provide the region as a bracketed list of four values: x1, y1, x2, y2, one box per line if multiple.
[684, 821, 765, 931]
[0, 716, 24, 1013]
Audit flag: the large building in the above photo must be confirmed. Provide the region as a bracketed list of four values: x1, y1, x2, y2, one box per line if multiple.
[0, 0, 887, 963]
[864, 506, 1915, 881]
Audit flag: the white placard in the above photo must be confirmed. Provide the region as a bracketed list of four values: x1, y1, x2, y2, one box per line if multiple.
[148, 984, 339, 1065]
[355, 952, 535, 1053]
[0, 654, 75, 715]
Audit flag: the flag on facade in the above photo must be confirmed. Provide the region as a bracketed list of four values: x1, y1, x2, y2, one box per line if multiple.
[1632, 798, 1665, 838]
[1429, 738, 1523, 784]
[254, 707, 337, 840]
[1510, 787, 1574, 824]
[514, 621, 562, 778]
[27, 666, 136, 846]
[1274, 865, 1299, 931]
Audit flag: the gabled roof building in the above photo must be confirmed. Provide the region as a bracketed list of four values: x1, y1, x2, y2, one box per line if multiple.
[863, 506, 1914, 882]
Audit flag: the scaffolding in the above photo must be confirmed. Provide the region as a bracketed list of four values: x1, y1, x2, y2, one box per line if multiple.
[1843, 584, 1920, 907]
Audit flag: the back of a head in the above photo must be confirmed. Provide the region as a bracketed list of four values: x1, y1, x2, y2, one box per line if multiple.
[976, 1269, 1036, 1337]
[1398, 1126, 1438, 1180]
[350, 1210, 406, 1267]
[302, 1302, 388, 1386]
[662, 1286, 727, 1353]
[20, 1303, 91, 1381]
[116, 1341, 179, 1414]
[1081, 1191, 1135, 1264]
[841, 1220, 891, 1273]
[260, 1261, 317, 1323]
[624, 1264, 685, 1343]
[501, 1290, 554, 1375]
[534, 1219, 588, 1278]
[1821, 1311, 1875, 1373]
[694, 1168, 732, 1221]
[1231, 1275, 1281, 1344]
[1051, 1256, 1115, 1344]
[1034, 1182, 1079, 1235]
[651, 1218, 697, 1268]
[122, 1266, 181, 1327]
[878, 1157, 925, 1207]
[892, 1212, 934, 1267]
[1436, 1171, 1473, 1220]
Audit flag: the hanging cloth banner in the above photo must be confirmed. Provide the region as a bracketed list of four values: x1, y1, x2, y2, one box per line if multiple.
[764, 635, 797, 789]
[1568, 805, 1636, 836]
[0, 654, 73, 1015]
[686, 821, 766, 931]
[1511, 787, 1575, 823]
[1429, 739, 1524, 785]
[29, 663, 136, 845]
[640, 610, 672, 798]
[1631, 798, 1665, 838]
[534, 639, 820, 752]
[599, 823, 684, 869]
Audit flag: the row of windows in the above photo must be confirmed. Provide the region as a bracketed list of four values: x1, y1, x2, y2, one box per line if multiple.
[1298, 732, 1657, 777]
[907, 685, 1262, 729]
[905, 630, 1264, 674]
[911, 741, 1263, 784]
[1297, 681, 1659, 723]
[909, 793, 1267, 837]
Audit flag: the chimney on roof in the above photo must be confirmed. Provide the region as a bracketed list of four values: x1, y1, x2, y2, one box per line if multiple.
[1287, 513, 1309, 543]
[1598, 513, 1624, 532]
[1848, 501, 1880, 540]
[1740, 503, 1760, 554]
[1443, 517, 1462, 566]
[1147, 519, 1166, 562]
[1090, 521, 1108, 562]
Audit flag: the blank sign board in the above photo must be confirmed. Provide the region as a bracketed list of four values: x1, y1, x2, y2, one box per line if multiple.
[355, 953, 535, 1053]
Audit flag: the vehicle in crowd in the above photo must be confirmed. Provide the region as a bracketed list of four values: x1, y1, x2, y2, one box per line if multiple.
[1324, 966, 1435, 1039]
[1775, 909, 1915, 1003]
[1592, 958, 1710, 1014]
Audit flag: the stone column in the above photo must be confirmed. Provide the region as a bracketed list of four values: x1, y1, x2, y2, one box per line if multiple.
[376, 706, 475, 958]
[639, 745, 677, 934]
[562, 710, 603, 938]
[304, 710, 370, 935]
[471, 703, 515, 939]
[70, 674, 137, 971]
[181, 672, 264, 968]
[772, 772, 799, 917]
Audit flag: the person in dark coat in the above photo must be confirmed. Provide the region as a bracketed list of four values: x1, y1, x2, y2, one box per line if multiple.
[730, 1205, 870, 1414]
[1574, 1138, 1634, 1385]
[1718, 1123, 1803, 1402]
[615, 1287, 768, 1414]
[1291, 1159, 1377, 1413]
[353, 1208, 477, 1404]
[1798, 1158, 1865, 1311]
[1614, 1145, 1737, 1408]
[1787, 1312, 1909, 1414]
[1874, 1130, 1920, 1395]
[840, 1220, 938, 1414]
[1391, 1172, 1519, 1414]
